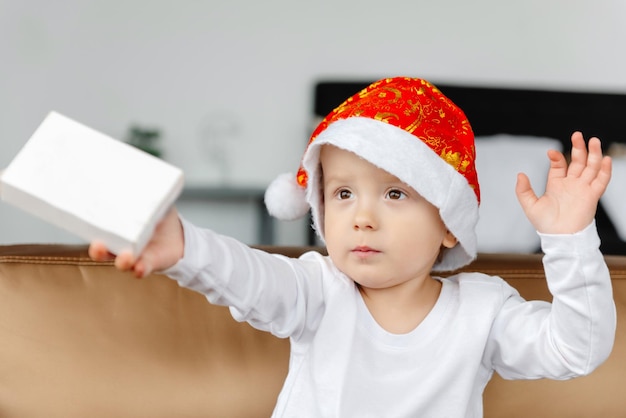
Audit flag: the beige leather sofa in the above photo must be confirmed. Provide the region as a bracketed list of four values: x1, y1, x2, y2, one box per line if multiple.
[1, 243, 624, 417]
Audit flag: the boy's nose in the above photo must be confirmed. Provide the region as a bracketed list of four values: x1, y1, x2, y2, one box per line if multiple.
[353, 202, 378, 231]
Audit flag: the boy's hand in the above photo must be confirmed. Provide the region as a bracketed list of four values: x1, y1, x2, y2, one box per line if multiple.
[515, 131, 612, 235]
[88, 207, 184, 278]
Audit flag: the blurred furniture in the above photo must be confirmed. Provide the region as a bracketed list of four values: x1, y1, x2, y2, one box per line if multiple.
[179, 186, 274, 244]
[1, 243, 625, 417]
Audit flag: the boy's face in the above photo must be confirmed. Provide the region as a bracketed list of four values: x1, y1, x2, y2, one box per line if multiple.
[320, 145, 457, 290]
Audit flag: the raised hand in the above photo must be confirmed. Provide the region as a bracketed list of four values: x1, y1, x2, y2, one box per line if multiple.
[89, 207, 184, 278]
[515, 131, 612, 235]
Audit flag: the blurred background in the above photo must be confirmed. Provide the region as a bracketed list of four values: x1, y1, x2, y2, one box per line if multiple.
[1, 0, 625, 247]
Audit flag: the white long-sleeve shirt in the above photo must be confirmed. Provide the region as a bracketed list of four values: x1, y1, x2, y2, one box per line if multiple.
[164, 220, 616, 417]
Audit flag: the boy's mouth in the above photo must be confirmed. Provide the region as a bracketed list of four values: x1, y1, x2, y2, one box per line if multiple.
[351, 246, 381, 257]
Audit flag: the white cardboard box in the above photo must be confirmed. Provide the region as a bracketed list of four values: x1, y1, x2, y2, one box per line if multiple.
[0, 111, 184, 255]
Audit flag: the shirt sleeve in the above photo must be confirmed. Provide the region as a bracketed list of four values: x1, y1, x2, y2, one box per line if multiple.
[161, 217, 328, 339]
[485, 221, 616, 380]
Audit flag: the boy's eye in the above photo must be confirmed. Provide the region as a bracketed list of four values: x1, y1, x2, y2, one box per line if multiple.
[387, 189, 406, 200]
[338, 189, 352, 200]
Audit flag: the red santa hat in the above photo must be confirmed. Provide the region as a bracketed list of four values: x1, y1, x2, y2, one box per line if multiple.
[265, 77, 480, 271]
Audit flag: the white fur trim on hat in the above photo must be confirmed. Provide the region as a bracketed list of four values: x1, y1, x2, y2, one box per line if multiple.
[264, 172, 309, 220]
[301, 117, 479, 272]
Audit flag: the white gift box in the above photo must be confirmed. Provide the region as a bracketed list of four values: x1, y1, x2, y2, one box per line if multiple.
[0, 111, 184, 255]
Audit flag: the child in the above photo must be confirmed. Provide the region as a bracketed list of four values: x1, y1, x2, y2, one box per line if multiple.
[90, 77, 616, 417]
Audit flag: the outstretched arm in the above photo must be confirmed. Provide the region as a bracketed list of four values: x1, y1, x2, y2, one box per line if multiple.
[489, 132, 616, 379]
[89, 207, 184, 278]
[515, 131, 612, 234]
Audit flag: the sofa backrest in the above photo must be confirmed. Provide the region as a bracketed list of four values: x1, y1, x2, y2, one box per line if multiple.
[1, 244, 624, 417]
[0, 244, 289, 418]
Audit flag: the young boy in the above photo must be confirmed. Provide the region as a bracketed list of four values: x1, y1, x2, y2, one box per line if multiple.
[90, 77, 616, 417]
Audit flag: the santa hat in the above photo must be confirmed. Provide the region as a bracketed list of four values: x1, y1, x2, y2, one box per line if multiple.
[265, 77, 480, 271]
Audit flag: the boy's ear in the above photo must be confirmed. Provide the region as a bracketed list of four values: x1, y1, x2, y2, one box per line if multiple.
[442, 230, 458, 249]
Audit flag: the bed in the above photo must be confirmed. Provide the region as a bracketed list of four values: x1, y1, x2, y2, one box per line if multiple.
[311, 79, 626, 255]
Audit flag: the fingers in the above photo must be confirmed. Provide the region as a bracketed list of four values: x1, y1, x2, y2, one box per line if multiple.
[114, 251, 138, 272]
[88, 241, 115, 261]
[515, 172, 538, 213]
[88, 207, 183, 279]
[129, 250, 156, 279]
[591, 155, 613, 196]
[567, 131, 588, 177]
[88, 241, 144, 277]
[516, 132, 611, 235]
[570, 133, 612, 199]
[569, 132, 600, 180]
[580, 136, 608, 181]
[546, 148, 568, 181]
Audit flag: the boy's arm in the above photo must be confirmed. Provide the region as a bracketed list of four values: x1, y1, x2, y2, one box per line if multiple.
[90, 209, 327, 338]
[160, 218, 327, 337]
[487, 224, 616, 379]
[487, 131, 616, 378]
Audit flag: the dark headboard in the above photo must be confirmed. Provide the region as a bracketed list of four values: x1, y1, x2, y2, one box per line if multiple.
[312, 80, 626, 254]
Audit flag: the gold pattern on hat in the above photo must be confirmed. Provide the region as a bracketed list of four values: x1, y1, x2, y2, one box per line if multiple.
[298, 77, 480, 202]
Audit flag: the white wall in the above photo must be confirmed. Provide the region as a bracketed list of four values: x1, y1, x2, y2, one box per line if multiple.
[1, 0, 625, 245]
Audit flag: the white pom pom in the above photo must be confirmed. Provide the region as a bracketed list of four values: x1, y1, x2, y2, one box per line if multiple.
[264, 172, 309, 220]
